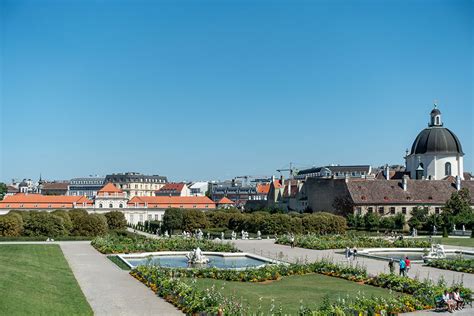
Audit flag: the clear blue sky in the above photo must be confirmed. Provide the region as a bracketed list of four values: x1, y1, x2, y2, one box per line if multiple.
[1, 0, 472, 182]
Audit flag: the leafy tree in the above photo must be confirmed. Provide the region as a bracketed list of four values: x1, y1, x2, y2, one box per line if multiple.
[182, 209, 209, 231]
[23, 213, 68, 237]
[363, 212, 380, 230]
[393, 213, 406, 230]
[162, 208, 184, 233]
[51, 210, 73, 232]
[72, 214, 108, 236]
[408, 207, 429, 230]
[443, 188, 473, 230]
[0, 183, 7, 200]
[0, 213, 23, 236]
[104, 211, 127, 230]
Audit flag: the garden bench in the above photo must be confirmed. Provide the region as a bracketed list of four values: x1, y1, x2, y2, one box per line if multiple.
[434, 296, 447, 312]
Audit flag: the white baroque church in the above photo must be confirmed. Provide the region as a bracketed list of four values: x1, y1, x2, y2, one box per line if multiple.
[405, 104, 464, 180]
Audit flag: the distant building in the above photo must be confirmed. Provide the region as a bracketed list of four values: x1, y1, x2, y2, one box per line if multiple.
[94, 183, 128, 210]
[105, 172, 167, 198]
[405, 105, 464, 180]
[189, 182, 209, 196]
[210, 181, 259, 205]
[295, 165, 372, 180]
[304, 177, 474, 219]
[68, 177, 105, 197]
[41, 182, 69, 195]
[216, 197, 235, 209]
[267, 178, 308, 212]
[156, 183, 190, 196]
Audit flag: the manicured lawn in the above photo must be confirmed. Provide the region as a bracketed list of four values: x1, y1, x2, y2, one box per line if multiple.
[437, 237, 474, 248]
[0, 244, 92, 315]
[188, 273, 393, 314]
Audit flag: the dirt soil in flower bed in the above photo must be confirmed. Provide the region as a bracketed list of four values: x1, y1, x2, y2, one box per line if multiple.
[184, 273, 394, 314]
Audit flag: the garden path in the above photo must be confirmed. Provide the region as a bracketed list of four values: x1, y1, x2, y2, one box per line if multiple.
[60, 242, 182, 316]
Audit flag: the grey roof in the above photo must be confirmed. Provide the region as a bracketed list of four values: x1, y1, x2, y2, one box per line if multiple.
[105, 173, 167, 182]
[298, 165, 371, 175]
[410, 127, 463, 155]
[431, 108, 441, 115]
[347, 179, 474, 205]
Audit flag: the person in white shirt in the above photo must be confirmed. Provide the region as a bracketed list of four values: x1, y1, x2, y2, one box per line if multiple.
[442, 290, 455, 312]
[453, 288, 464, 310]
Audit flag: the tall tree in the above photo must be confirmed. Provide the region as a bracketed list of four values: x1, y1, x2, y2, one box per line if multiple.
[0, 183, 7, 201]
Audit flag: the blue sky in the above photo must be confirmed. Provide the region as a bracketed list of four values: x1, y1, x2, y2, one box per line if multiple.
[1, 0, 473, 182]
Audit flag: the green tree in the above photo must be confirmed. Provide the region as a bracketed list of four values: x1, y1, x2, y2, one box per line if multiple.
[393, 213, 406, 230]
[51, 210, 73, 233]
[443, 188, 473, 230]
[0, 183, 7, 200]
[23, 213, 68, 237]
[72, 214, 108, 236]
[162, 208, 184, 233]
[182, 209, 209, 231]
[408, 207, 429, 230]
[0, 213, 23, 236]
[104, 211, 127, 230]
[363, 212, 380, 230]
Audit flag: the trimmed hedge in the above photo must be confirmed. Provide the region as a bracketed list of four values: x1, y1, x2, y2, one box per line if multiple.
[163, 209, 347, 235]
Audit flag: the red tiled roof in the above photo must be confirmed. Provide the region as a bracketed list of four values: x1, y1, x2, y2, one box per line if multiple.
[0, 193, 93, 209]
[128, 196, 215, 209]
[98, 183, 123, 194]
[157, 183, 186, 192]
[217, 197, 234, 204]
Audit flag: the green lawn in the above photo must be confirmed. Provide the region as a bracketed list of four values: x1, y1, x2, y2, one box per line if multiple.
[437, 237, 474, 248]
[187, 274, 393, 314]
[0, 244, 92, 315]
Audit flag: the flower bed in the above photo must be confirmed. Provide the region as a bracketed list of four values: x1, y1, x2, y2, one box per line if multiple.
[130, 259, 471, 315]
[91, 233, 238, 254]
[133, 259, 368, 283]
[276, 234, 431, 250]
[426, 258, 474, 274]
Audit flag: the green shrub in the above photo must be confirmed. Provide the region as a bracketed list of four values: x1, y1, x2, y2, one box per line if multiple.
[23, 212, 68, 237]
[104, 211, 127, 230]
[72, 214, 108, 236]
[51, 210, 73, 232]
[0, 213, 23, 236]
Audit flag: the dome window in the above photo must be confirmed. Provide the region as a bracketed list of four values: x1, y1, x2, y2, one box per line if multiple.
[445, 162, 451, 176]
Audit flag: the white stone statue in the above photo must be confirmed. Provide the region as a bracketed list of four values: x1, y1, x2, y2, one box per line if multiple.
[453, 224, 457, 231]
[463, 225, 466, 232]
[221, 232, 225, 240]
[423, 244, 446, 261]
[196, 229, 203, 240]
[186, 247, 209, 264]
[231, 230, 236, 240]
[164, 230, 169, 238]
[257, 230, 262, 240]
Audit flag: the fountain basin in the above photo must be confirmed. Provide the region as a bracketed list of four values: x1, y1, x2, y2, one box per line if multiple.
[118, 251, 279, 270]
[356, 248, 474, 263]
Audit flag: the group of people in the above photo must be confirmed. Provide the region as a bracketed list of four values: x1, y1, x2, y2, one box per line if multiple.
[344, 247, 358, 261]
[442, 288, 465, 312]
[388, 256, 411, 276]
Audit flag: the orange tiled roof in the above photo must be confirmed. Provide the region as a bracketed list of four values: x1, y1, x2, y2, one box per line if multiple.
[128, 196, 215, 209]
[97, 183, 123, 195]
[0, 193, 93, 209]
[217, 197, 234, 204]
[256, 183, 271, 194]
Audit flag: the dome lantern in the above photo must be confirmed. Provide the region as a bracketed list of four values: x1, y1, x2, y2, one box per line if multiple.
[429, 102, 442, 127]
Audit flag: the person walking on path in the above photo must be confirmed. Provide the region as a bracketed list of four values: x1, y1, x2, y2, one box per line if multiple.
[388, 258, 395, 274]
[405, 256, 411, 275]
[399, 258, 406, 276]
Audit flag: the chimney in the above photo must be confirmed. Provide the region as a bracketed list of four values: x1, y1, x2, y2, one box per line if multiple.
[280, 175, 284, 185]
[455, 175, 461, 191]
[385, 164, 390, 180]
[402, 175, 408, 191]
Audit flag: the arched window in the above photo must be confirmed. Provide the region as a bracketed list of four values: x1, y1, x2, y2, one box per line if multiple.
[445, 162, 451, 176]
[119, 204, 123, 208]
[109, 203, 113, 208]
[436, 116, 440, 125]
[99, 204, 103, 208]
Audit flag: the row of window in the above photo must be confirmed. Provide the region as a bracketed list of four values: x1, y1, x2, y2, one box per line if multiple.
[361, 206, 441, 215]
[128, 214, 160, 222]
[98, 203, 123, 208]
